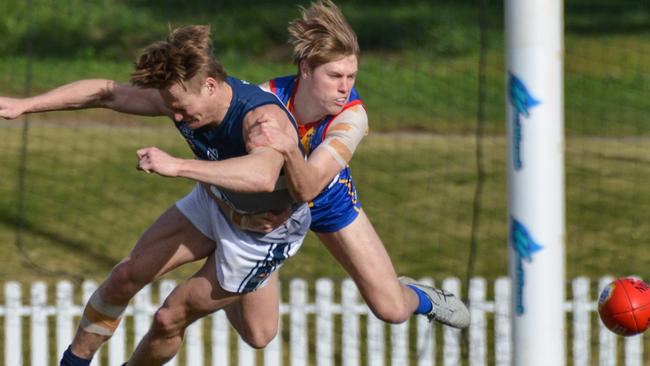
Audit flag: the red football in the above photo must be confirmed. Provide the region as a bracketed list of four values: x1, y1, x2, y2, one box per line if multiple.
[598, 277, 650, 336]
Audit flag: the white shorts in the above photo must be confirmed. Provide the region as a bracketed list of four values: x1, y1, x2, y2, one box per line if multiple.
[176, 184, 306, 293]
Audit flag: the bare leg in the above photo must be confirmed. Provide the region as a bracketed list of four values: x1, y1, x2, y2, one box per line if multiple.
[211, 208, 417, 350]
[71, 206, 215, 358]
[316, 210, 418, 323]
[127, 254, 242, 366]
[218, 209, 416, 348]
[225, 272, 280, 348]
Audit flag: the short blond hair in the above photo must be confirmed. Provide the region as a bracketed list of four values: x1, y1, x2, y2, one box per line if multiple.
[288, 0, 359, 69]
[130, 25, 227, 91]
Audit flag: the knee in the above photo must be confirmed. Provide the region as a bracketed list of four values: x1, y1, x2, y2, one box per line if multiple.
[151, 306, 186, 337]
[367, 301, 412, 324]
[103, 261, 145, 301]
[240, 324, 278, 349]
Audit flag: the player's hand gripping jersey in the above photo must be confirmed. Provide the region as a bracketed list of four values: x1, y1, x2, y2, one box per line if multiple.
[268, 75, 368, 233]
[174, 76, 310, 243]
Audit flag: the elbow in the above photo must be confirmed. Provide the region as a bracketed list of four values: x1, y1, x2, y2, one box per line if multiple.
[287, 176, 323, 202]
[257, 173, 278, 193]
[94, 80, 117, 107]
[261, 181, 276, 193]
[100, 80, 117, 100]
[293, 188, 319, 203]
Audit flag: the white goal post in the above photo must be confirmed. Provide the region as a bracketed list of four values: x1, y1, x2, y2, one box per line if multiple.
[506, 0, 566, 365]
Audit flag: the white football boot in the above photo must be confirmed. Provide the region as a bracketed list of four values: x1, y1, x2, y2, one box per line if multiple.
[399, 276, 470, 329]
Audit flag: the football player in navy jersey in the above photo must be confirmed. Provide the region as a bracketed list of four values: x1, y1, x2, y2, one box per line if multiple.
[1, 25, 311, 366]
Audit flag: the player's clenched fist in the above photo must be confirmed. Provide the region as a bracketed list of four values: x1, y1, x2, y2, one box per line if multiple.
[246, 113, 295, 155]
[0, 97, 26, 120]
[136, 147, 182, 177]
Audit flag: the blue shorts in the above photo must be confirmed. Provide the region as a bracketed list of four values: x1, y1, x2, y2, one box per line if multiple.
[309, 168, 361, 233]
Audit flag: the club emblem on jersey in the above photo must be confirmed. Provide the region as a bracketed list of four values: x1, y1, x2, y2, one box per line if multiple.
[508, 72, 540, 171]
[300, 128, 315, 155]
[206, 147, 219, 160]
[510, 216, 543, 315]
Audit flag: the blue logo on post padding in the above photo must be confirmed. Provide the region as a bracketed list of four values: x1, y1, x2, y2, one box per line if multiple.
[511, 216, 543, 315]
[508, 72, 540, 171]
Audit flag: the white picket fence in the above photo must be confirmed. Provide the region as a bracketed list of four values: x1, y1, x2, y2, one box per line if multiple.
[0, 276, 641, 366]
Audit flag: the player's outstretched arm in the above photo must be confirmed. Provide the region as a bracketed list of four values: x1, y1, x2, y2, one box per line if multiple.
[0, 79, 169, 120]
[246, 105, 368, 202]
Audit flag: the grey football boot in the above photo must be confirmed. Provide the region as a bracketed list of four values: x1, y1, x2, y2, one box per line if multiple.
[399, 276, 470, 329]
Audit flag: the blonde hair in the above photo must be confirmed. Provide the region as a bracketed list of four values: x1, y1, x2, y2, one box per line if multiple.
[130, 25, 227, 91]
[288, 0, 359, 69]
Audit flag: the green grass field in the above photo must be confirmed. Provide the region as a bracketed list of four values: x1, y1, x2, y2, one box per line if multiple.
[1, 47, 647, 285]
[1, 123, 648, 285]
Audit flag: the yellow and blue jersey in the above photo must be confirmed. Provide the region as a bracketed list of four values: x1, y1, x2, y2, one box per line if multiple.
[269, 75, 363, 233]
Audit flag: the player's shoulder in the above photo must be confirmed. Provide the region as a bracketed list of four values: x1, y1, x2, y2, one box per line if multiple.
[230, 76, 277, 99]
[324, 102, 368, 141]
[229, 76, 293, 126]
[334, 101, 367, 123]
[228, 76, 257, 92]
[245, 102, 288, 121]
